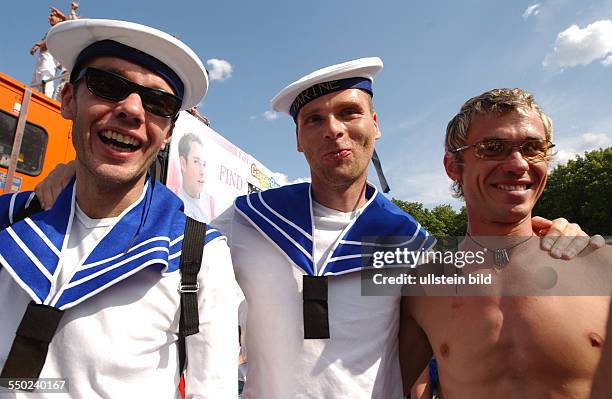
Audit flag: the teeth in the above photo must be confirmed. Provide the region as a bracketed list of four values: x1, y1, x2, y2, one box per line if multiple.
[497, 184, 527, 191]
[100, 130, 138, 146]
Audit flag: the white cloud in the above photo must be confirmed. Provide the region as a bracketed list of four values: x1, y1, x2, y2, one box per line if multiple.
[543, 20, 612, 69]
[206, 58, 233, 81]
[266, 173, 309, 186]
[522, 3, 541, 20]
[289, 176, 311, 184]
[552, 132, 611, 165]
[391, 170, 462, 209]
[263, 110, 279, 121]
[249, 115, 257, 121]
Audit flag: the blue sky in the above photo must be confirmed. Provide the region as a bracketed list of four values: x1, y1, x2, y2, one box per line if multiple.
[2, 0, 611, 209]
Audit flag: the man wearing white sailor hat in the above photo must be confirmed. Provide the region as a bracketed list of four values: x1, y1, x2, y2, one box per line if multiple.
[212, 57, 432, 398]
[0, 19, 237, 398]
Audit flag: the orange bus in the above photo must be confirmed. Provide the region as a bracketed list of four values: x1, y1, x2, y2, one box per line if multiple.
[0, 72, 75, 193]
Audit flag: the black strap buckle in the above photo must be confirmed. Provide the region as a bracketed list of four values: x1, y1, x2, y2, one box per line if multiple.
[178, 282, 200, 293]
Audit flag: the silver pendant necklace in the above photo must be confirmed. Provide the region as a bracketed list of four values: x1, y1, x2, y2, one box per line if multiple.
[466, 233, 534, 270]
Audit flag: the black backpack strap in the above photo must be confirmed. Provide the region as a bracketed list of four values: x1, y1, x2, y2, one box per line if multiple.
[178, 217, 206, 373]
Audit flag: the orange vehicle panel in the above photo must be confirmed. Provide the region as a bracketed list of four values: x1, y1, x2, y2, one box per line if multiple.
[0, 72, 75, 192]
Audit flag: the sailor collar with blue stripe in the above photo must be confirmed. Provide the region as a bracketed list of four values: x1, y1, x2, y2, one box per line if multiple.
[0, 179, 223, 310]
[234, 182, 435, 276]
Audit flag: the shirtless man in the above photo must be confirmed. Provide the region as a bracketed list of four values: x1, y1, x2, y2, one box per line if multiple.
[400, 88, 611, 399]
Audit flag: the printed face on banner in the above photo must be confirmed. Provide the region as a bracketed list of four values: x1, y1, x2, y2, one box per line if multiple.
[180, 141, 206, 198]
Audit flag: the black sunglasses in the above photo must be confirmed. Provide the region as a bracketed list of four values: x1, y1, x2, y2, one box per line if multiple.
[450, 139, 555, 162]
[73, 67, 182, 118]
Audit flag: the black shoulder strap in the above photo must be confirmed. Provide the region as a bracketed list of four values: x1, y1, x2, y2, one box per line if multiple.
[13, 196, 43, 225]
[178, 216, 206, 373]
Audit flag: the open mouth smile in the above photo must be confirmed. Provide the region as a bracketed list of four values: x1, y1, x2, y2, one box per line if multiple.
[99, 130, 141, 152]
[493, 183, 532, 192]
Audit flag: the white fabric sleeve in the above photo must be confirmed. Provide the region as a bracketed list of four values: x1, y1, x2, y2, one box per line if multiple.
[184, 235, 239, 398]
[210, 207, 234, 243]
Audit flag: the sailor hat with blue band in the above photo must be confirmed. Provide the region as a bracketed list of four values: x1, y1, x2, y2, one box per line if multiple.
[271, 57, 383, 121]
[46, 18, 208, 111]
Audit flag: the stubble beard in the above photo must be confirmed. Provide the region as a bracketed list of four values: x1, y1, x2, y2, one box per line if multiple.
[72, 119, 155, 194]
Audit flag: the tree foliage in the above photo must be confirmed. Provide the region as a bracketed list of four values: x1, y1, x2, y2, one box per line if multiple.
[534, 147, 612, 235]
[392, 199, 467, 237]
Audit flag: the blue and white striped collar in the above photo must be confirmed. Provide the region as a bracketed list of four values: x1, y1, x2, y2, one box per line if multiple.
[0, 179, 222, 310]
[234, 182, 435, 276]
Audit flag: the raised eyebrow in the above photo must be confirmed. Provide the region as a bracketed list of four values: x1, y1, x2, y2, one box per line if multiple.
[336, 101, 366, 111]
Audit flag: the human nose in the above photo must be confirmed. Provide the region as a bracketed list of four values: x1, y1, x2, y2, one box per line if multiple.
[323, 115, 345, 140]
[501, 147, 530, 173]
[113, 92, 145, 126]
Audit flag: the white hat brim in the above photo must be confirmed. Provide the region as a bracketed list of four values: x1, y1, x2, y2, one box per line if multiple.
[46, 19, 208, 110]
[271, 57, 383, 115]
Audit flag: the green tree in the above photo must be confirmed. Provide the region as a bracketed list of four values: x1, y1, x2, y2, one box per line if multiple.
[391, 199, 467, 237]
[431, 204, 459, 236]
[534, 147, 612, 235]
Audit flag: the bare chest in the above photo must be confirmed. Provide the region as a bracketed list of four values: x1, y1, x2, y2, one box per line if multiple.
[412, 295, 609, 380]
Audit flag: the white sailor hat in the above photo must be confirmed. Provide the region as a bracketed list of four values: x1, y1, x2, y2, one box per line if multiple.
[271, 57, 383, 121]
[46, 18, 208, 111]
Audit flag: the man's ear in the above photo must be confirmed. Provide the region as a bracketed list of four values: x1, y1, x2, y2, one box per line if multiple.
[161, 123, 174, 150]
[179, 155, 187, 173]
[60, 83, 76, 120]
[296, 126, 303, 152]
[444, 152, 462, 182]
[373, 112, 381, 140]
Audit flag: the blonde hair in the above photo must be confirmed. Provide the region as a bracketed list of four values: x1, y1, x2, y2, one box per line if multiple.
[445, 88, 553, 197]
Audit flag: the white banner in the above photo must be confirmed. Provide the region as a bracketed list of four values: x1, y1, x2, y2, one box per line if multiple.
[166, 112, 283, 223]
